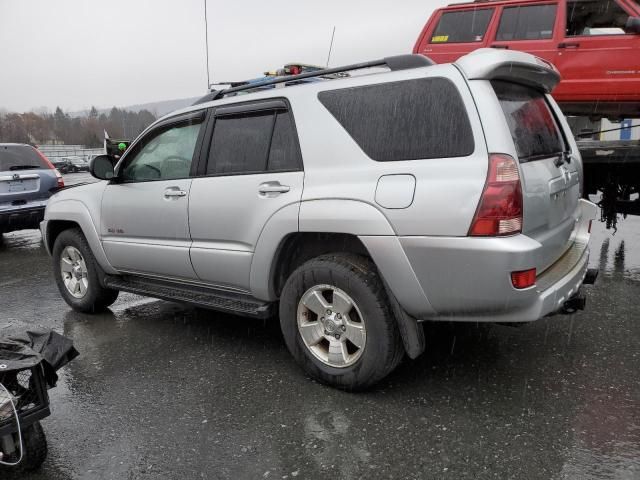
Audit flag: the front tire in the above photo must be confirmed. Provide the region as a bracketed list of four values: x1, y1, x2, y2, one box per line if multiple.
[52, 228, 119, 312]
[279, 253, 404, 390]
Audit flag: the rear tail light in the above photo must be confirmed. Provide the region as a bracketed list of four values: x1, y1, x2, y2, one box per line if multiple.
[54, 169, 65, 188]
[511, 268, 536, 289]
[33, 147, 64, 188]
[469, 153, 523, 236]
[588, 220, 593, 234]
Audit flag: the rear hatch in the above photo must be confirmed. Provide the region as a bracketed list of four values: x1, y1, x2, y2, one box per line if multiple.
[0, 145, 57, 208]
[492, 80, 581, 274]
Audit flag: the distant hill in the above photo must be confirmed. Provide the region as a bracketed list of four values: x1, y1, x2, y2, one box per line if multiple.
[120, 97, 201, 117]
[71, 96, 201, 118]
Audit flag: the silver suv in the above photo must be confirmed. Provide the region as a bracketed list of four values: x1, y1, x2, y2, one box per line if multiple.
[41, 49, 597, 390]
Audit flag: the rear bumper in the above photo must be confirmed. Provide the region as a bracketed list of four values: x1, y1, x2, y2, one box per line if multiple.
[362, 199, 598, 322]
[0, 204, 46, 233]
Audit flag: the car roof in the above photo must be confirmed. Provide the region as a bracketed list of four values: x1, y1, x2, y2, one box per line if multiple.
[158, 64, 439, 123]
[445, 0, 556, 8]
[150, 49, 558, 129]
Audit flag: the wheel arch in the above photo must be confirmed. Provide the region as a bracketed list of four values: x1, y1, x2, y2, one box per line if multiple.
[250, 199, 396, 301]
[44, 200, 117, 275]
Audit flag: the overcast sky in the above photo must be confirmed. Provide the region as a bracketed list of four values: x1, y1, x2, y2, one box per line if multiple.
[0, 0, 448, 113]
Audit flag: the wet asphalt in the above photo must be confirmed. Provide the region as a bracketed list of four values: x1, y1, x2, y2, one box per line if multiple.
[1, 174, 639, 479]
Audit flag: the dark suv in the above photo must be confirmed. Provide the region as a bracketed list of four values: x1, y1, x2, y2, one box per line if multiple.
[0, 144, 64, 234]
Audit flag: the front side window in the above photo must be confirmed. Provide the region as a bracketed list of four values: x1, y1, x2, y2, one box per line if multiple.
[566, 0, 632, 36]
[121, 121, 202, 181]
[430, 9, 494, 43]
[207, 108, 301, 175]
[318, 77, 474, 162]
[493, 80, 564, 162]
[496, 4, 557, 41]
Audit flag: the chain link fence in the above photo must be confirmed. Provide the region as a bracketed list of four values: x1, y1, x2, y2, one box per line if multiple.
[36, 145, 104, 161]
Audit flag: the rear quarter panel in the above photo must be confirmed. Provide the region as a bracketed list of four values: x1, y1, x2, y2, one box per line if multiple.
[293, 64, 488, 237]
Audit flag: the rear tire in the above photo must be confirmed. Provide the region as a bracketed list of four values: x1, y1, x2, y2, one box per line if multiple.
[279, 253, 404, 391]
[0, 421, 47, 474]
[53, 228, 119, 312]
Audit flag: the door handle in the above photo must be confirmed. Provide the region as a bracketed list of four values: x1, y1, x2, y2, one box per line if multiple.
[258, 182, 290, 195]
[164, 189, 187, 198]
[558, 42, 580, 48]
[490, 44, 509, 49]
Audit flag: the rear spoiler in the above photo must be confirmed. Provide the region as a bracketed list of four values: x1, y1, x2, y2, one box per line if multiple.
[455, 48, 560, 93]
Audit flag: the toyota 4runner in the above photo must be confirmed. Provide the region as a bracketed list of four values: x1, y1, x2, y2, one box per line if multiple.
[42, 49, 598, 390]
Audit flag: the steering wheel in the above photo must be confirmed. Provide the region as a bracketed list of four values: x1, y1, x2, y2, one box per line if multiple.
[163, 155, 191, 164]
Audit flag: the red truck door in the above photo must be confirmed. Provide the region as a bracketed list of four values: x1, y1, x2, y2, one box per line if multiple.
[553, 0, 640, 104]
[413, 7, 496, 63]
[489, 2, 562, 65]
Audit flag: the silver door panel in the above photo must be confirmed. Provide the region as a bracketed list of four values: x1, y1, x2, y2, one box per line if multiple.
[101, 179, 196, 278]
[188, 171, 304, 289]
[103, 240, 196, 278]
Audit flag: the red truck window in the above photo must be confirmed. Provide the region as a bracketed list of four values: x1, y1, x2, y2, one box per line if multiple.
[566, 0, 633, 36]
[496, 4, 557, 40]
[430, 9, 494, 43]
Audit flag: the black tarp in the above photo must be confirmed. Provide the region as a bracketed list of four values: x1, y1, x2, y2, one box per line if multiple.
[0, 329, 79, 388]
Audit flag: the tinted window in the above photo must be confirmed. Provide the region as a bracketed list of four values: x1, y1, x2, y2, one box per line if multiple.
[207, 109, 301, 175]
[0, 145, 49, 171]
[493, 81, 564, 162]
[268, 111, 301, 171]
[566, 0, 632, 36]
[318, 78, 474, 162]
[122, 121, 202, 181]
[208, 112, 273, 175]
[496, 5, 557, 40]
[430, 9, 494, 43]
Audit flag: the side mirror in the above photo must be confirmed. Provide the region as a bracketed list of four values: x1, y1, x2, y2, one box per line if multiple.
[89, 155, 117, 180]
[627, 16, 640, 34]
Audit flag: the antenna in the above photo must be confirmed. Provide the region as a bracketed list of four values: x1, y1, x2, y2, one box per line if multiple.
[325, 26, 336, 68]
[203, 0, 211, 88]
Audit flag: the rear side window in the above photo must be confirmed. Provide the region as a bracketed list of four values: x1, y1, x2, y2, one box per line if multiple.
[268, 111, 300, 171]
[492, 81, 564, 162]
[566, 0, 633, 36]
[207, 108, 301, 175]
[496, 4, 557, 40]
[0, 145, 49, 171]
[318, 78, 474, 162]
[430, 9, 494, 43]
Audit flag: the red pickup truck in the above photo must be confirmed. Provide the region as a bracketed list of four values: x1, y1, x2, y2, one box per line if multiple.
[414, 0, 640, 118]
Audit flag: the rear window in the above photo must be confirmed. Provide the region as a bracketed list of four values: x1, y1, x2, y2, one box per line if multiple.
[430, 9, 494, 43]
[318, 78, 474, 162]
[492, 81, 565, 162]
[0, 145, 49, 171]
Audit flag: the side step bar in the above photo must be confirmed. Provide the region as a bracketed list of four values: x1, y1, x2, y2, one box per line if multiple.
[104, 275, 275, 319]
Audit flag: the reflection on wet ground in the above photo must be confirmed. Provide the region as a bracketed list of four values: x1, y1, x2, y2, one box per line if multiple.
[0, 216, 639, 479]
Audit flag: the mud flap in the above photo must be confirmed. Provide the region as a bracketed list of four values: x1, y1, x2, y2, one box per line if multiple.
[382, 280, 426, 359]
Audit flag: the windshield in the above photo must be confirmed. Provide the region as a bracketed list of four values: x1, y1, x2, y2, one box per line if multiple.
[0, 144, 49, 171]
[492, 81, 565, 162]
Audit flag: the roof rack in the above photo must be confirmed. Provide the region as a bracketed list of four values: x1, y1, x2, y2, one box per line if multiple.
[192, 54, 434, 105]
